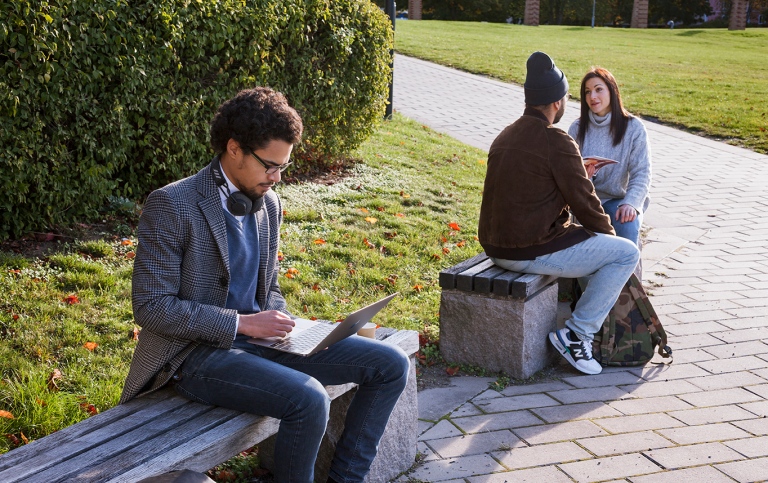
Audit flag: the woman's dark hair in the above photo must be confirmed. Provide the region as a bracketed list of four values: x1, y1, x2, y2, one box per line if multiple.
[576, 67, 632, 147]
[210, 87, 303, 154]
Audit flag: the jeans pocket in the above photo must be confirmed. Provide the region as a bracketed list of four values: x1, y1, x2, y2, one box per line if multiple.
[530, 257, 565, 275]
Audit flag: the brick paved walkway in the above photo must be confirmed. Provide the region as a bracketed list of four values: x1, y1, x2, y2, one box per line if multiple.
[393, 55, 768, 483]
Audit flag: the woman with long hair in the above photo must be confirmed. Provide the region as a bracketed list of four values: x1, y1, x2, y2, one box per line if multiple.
[568, 67, 651, 251]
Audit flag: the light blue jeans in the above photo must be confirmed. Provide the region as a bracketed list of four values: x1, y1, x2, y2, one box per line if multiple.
[491, 233, 639, 342]
[602, 198, 642, 248]
[174, 334, 410, 483]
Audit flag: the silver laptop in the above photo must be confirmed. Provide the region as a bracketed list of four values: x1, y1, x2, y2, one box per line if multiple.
[247, 293, 398, 356]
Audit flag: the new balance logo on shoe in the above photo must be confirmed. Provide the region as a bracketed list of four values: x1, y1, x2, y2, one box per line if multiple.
[548, 327, 602, 375]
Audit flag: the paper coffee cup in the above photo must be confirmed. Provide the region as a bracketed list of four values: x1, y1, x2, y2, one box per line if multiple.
[357, 322, 376, 339]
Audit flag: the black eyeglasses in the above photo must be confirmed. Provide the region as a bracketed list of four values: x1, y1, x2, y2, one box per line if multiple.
[248, 150, 293, 174]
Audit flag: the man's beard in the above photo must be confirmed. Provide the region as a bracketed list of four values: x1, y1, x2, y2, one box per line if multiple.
[553, 100, 566, 124]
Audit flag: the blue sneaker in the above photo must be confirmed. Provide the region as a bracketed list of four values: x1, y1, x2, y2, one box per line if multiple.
[549, 328, 602, 375]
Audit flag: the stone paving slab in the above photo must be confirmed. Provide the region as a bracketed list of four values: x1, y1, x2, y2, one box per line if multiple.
[392, 54, 768, 482]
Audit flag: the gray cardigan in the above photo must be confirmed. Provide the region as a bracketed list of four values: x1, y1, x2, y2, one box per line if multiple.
[568, 112, 652, 212]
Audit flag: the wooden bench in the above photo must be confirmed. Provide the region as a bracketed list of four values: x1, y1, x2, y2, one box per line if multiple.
[439, 252, 559, 379]
[0, 328, 419, 483]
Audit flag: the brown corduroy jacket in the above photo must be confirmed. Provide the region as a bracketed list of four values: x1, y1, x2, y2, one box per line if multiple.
[478, 107, 615, 260]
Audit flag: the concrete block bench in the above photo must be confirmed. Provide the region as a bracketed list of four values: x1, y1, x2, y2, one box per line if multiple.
[439, 252, 559, 379]
[0, 328, 419, 483]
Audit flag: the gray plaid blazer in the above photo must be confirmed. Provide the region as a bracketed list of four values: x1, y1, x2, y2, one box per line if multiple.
[120, 161, 288, 403]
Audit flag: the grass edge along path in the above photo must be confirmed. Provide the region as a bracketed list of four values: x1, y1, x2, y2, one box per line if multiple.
[0, 112, 488, 457]
[394, 21, 768, 154]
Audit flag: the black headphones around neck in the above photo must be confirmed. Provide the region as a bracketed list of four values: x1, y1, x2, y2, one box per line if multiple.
[210, 156, 264, 216]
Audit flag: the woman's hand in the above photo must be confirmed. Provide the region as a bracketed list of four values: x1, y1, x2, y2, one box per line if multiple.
[237, 311, 295, 339]
[615, 204, 637, 223]
[585, 163, 597, 178]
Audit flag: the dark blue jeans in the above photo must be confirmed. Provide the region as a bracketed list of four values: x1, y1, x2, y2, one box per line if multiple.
[602, 198, 642, 248]
[174, 334, 410, 483]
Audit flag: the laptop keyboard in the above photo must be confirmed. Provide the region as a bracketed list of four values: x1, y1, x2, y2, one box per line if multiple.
[269, 323, 335, 352]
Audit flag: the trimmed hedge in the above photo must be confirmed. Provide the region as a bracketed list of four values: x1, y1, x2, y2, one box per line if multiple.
[0, 0, 393, 240]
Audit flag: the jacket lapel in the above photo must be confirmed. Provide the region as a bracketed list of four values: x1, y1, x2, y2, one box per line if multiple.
[197, 164, 230, 274]
[255, 206, 270, 309]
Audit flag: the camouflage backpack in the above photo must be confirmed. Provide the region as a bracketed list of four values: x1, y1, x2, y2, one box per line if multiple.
[591, 274, 673, 366]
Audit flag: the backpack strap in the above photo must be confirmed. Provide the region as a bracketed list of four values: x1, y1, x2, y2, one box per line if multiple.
[628, 274, 673, 361]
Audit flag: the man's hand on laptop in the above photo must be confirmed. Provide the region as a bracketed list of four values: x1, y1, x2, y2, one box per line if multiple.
[238, 311, 296, 339]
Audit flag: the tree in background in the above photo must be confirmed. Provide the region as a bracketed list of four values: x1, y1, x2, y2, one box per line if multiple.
[648, 0, 712, 25]
[715, 0, 768, 23]
[422, 0, 522, 22]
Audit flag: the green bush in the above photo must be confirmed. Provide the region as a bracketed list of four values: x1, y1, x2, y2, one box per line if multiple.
[0, 0, 393, 240]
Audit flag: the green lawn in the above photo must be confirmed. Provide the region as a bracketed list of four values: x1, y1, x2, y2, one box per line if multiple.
[0, 113, 487, 456]
[394, 21, 768, 154]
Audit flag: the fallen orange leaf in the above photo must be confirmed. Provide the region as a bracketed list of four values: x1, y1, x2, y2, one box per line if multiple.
[446, 366, 460, 376]
[310, 316, 318, 321]
[363, 238, 375, 249]
[277, 251, 284, 261]
[120, 238, 133, 246]
[12, 314, 18, 320]
[125, 251, 136, 259]
[83, 341, 98, 351]
[413, 284, 423, 292]
[448, 222, 461, 231]
[131, 327, 140, 341]
[400, 191, 411, 198]
[63, 294, 80, 305]
[312, 283, 320, 291]
[79, 403, 99, 416]
[376, 206, 385, 212]
[359, 207, 369, 213]
[456, 240, 466, 247]
[313, 239, 326, 245]
[394, 213, 405, 218]
[364, 217, 378, 224]
[432, 254, 441, 260]
[442, 247, 451, 254]
[0, 410, 13, 419]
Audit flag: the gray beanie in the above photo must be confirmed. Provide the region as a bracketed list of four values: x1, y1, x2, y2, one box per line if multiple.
[524, 51, 569, 105]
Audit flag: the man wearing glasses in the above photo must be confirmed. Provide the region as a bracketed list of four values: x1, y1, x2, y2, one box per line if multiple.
[120, 87, 410, 483]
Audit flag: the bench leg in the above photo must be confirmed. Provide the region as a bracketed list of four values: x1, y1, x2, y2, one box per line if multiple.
[439, 285, 559, 379]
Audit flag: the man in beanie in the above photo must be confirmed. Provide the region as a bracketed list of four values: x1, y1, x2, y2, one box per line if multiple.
[478, 52, 639, 375]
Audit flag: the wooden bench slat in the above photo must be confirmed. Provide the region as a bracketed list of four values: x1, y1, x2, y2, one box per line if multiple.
[456, 259, 496, 292]
[510, 273, 559, 299]
[438, 252, 488, 289]
[105, 412, 279, 483]
[0, 394, 187, 480]
[473, 266, 510, 294]
[24, 400, 217, 483]
[0, 389, 177, 472]
[491, 270, 524, 296]
[51, 405, 240, 483]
